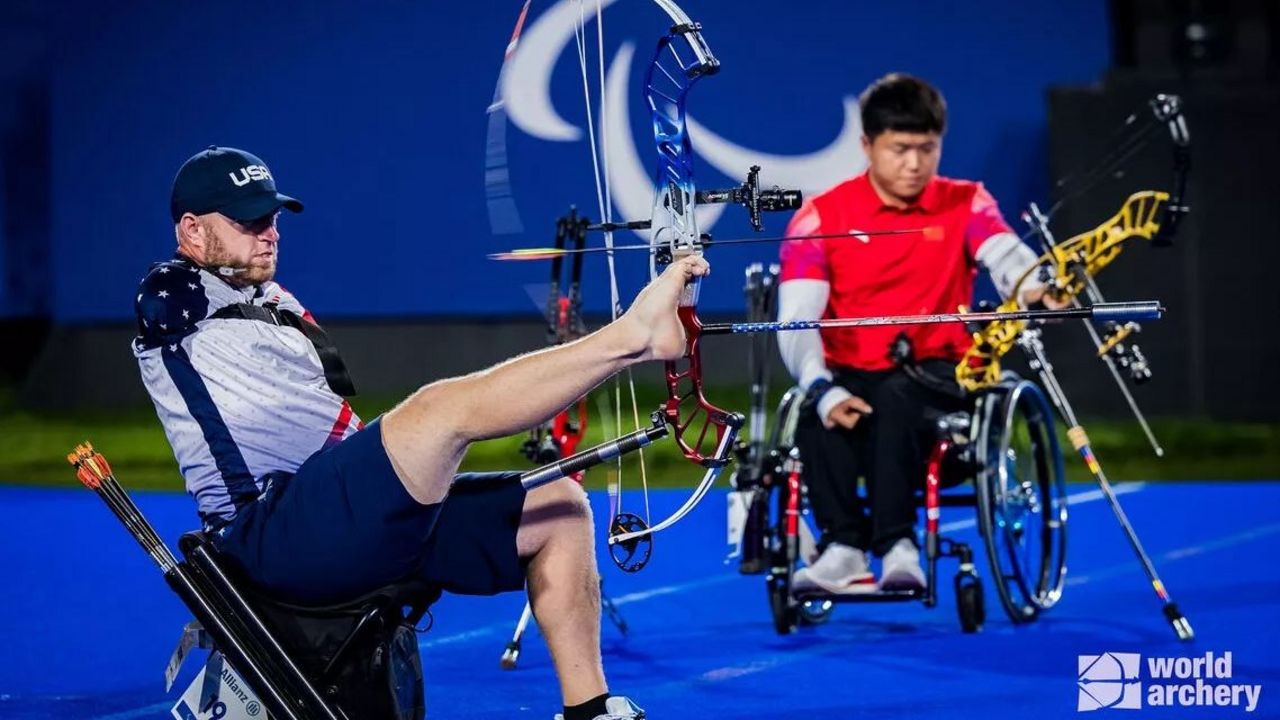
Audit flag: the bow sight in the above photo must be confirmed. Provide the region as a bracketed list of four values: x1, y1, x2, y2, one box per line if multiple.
[695, 165, 803, 232]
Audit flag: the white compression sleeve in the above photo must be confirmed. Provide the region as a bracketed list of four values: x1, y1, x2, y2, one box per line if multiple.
[974, 231, 1045, 300]
[777, 279, 853, 420]
[777, 279, 831, 388]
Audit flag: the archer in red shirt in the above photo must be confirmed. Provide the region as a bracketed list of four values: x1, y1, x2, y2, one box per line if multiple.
[778, 74, 1054, 595]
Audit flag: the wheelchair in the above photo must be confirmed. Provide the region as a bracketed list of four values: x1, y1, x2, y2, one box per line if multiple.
[66, 442, 434, 720]
[755, 376, 1069, 635]
[167, 531, 433, 719]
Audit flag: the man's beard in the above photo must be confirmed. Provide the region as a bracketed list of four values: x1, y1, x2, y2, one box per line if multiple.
[206, 232, 276, 287]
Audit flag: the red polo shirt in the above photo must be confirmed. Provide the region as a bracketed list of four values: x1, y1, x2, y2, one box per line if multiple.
[779, 172, 1013, 371]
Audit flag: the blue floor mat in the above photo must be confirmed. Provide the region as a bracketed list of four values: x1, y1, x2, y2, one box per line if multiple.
[1, 480, 1277, 719]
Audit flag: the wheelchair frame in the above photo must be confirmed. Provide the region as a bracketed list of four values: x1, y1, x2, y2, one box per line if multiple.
[759, 378, 1069, 635]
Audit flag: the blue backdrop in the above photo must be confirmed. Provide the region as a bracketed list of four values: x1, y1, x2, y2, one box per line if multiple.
[42, 0, 1109, 321]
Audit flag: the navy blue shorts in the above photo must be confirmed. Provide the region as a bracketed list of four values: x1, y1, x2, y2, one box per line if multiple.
[214, 419, 529, 605]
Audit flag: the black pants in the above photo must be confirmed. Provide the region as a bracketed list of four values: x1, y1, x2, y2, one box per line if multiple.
[795, 359, 968, 557]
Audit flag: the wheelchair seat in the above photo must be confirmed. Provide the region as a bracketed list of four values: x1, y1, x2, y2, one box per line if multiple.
[174, 531, 434, 720]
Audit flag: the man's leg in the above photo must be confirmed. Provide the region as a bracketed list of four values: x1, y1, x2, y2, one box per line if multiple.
[867, 363, 966, 555]
[796, 370, 877, 550]
[795, 406, 870, 551]
[379, 256, 709, 506]
[516, 478, 606, 705]
[789, 371, 882, 594]
[866, 371, 931, 554]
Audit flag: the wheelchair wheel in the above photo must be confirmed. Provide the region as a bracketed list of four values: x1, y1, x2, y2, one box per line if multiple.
[764, 390, 805, 635]
[974, 380, 1068, 624]
[767, 572, 799, 635]
[798, 599, 834, 625]
[955, 572, 985, 633]
[766, 455, 801, 635]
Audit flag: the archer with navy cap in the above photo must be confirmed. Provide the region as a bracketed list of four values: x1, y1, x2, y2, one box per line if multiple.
[166, 146, 303, 285]
[133, 147, 697, 719]
[170, 145, 303, 223]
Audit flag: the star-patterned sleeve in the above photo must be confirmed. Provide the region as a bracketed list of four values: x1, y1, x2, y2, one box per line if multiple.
[134, 262, 210, 351]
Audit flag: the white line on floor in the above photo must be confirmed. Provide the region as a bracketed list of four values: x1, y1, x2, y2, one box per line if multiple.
[419, 574, 740, 649]
[1066, 520, 1280, 587]
[936, 481, 1147, 533]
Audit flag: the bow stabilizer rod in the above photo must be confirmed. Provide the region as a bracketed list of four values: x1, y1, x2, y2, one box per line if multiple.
[521, 413, 669, 491]
[700, 301, 1164, 336]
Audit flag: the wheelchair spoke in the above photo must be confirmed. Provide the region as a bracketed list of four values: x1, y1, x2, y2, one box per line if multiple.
[977, 380, 1069, 622]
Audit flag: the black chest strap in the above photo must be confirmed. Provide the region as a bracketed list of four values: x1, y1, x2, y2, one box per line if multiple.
[209, 303, 357, 397]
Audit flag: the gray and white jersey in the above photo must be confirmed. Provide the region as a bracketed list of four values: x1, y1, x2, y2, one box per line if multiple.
[132, 256, 361, 525]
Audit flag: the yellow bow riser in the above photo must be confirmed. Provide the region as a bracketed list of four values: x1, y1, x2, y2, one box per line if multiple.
[955, 190, 1170, 392]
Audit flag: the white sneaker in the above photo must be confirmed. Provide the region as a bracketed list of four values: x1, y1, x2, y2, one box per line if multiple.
[879, 538, 926, 591]
[791, 542, 876, 595]
[553, 696, 645, 720]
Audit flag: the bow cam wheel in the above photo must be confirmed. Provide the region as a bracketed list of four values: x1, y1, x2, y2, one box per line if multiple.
[609, 512, 653, 572]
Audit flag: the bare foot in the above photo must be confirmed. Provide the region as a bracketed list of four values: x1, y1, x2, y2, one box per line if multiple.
[620, 256, 711, 361]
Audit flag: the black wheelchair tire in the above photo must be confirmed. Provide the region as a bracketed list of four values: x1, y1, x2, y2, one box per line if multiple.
[798, 599, 834, 626]
[767, 573, 798, 635]
[974, 380, 1069, 625]
[956, 578, 985, 634]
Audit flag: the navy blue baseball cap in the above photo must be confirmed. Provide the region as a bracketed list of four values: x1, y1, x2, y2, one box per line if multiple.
[169, 146, 303, 223]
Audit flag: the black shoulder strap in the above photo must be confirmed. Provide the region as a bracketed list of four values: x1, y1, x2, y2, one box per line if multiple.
[210, 303, 357, 397]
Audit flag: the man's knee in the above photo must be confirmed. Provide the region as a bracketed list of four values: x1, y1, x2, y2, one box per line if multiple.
[518, 479, 594, 557]
[379, 406, 464, 506]
[534, 480, 593, 525]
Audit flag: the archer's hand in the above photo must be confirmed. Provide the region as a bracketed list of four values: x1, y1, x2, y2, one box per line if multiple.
[623, 255, 711, 362]
[1020, 285, 1071, 310]
[824, 395, 873, 430]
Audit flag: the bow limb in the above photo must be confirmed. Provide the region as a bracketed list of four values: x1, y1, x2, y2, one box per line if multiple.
[957, 189, 1174, 392]
[607, 464, 727, 548]
[1041, 94, 1189, 238]
[604, 3, 743, 567]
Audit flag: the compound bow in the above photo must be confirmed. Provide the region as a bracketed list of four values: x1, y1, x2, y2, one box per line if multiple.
[958, 188, 1171, 392]
[955, 93, 1195, 641]
[958, 94, 1190, 455]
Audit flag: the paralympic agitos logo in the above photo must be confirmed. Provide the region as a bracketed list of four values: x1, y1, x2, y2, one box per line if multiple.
[496, 0, 866, 237]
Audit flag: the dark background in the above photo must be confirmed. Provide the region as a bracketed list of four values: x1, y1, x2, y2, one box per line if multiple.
[1, 0, 1276, 419]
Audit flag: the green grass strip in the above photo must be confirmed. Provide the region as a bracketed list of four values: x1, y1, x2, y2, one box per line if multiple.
[4, 384, 1276, 492]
